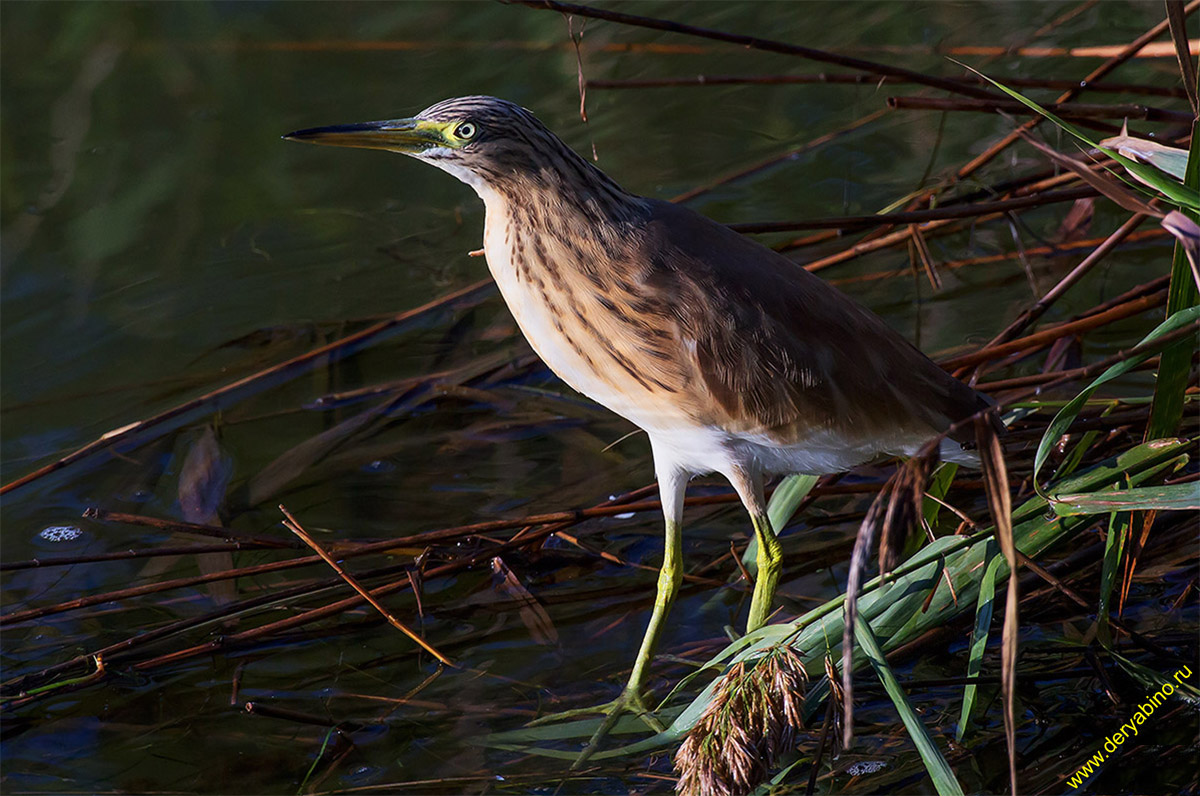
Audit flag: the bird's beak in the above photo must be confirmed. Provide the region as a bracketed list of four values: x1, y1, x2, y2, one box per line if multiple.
[282, 118, 442, 154]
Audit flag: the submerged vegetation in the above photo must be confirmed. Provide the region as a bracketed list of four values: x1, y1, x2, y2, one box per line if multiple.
[2, 2, 1197, 794]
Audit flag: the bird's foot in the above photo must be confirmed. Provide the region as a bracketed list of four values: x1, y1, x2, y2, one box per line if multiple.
[528, 686, 664, 769]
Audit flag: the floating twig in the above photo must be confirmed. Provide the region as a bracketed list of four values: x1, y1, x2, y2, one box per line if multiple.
[279, 504, 453, 666]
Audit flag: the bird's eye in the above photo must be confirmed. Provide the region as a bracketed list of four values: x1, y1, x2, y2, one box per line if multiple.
[455, 122, 478, 140]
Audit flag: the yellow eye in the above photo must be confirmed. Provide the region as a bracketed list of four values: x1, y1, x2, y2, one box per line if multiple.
[455, 122, 477, 140]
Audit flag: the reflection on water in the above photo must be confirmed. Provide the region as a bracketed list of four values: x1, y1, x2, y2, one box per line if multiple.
[1, 2, 1189, 793]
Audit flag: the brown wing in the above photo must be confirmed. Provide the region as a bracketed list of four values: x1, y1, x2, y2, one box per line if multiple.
[635, 199, 990, 445]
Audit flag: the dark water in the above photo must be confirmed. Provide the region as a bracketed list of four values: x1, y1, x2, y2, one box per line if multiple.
[2, 2, 1191, 793]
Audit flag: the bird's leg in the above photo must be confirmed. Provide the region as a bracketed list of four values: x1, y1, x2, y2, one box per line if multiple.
[565, 513, 681, 768]
[728, 467, 782, 632]
[746, 512, 783, 631]
[529, 469, 687, 766]
[615, 511, 683, 715]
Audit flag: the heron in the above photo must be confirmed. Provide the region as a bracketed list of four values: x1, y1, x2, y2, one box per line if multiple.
[285, 95, 991, 761]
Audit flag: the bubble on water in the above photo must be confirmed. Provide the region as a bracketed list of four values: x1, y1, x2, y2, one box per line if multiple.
[39, 525, 83, 543]
[362, 459, 395, 473]
[613, 512, 636, 520]
[343, 765, 381, 786]
[846, 760, 887, 776]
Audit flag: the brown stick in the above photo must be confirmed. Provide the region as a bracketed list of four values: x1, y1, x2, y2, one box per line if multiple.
[0, 555, 325, 626]
[245, 700, 363, 730]
[279, 505, 452, 666]
[985, 213, 1152, 347]
[939, 292, 1168, 370]
[122, 480, 892, 673]
[792, 135, 1176, 266]
[82, 508, 299, 548]
[992, 322, 1200, 411]
[1166, 1, 1200, 114]
[131, 577, 418, 671]
[978, 357, 1161, 391]
[509, 0, 1006, 101]
[7, 488, 844, 627]
[1, 560, 412, 694]
[828, 230, 1169, 287]
[887, 95, 1195, 124]
[0, 542, 281, 572]
[728, 187, 1097, 234]
[939, 41, 1196, 59]
[587, 73, 1189, 98]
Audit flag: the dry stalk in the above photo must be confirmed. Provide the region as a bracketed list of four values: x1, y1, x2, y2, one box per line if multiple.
[279, 504, 452, 666]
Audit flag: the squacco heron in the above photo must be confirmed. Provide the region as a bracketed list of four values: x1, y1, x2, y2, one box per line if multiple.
[285, 96, 990, 759]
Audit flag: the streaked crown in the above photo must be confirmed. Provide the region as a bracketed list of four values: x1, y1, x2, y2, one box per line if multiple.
[415, 96, 630, 202]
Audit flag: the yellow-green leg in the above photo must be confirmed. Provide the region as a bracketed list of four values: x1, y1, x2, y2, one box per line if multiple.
[728, 467, 784, 633]
[746, 512, 783, 631]
[529, 469, 688, 768]
[567, 513, 681, 768]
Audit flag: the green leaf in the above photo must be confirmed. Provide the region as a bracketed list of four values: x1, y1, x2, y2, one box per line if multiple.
[676, 438, 1189, 737]
[1097, 512, 1129, 647]
[923, 462, 960, 530]
[956, 62, 1200, 211]
[1051, 481, 1198, 515]
[768, 473, 819, 533]
[1055, 428, 1102, 481]
[957, 539, 1001, 741]
[1033, 306, 1200, 489]
[855, 614, 965, 796]
[298, 728, 338, 795]
[1145, 116, 1200, 440]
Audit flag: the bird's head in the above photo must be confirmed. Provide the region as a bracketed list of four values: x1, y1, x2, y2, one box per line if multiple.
[284, 96, 611, 201]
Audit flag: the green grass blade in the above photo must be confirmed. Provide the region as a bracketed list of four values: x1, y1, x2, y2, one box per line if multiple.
[1051, 481, 1198, 515]
[923, 462, 960, 530]
[1097, 512, 1129, 647]
[298, 727, 337, 795]
[1054, 428, 1103, 481]
[1145, 117, 1200, 441]
[957, 539, 1001, 741]
[854, 614, 965, 796]
[956, 61, 1200, 211]
[1033, 306, 1200, 488]
[768, 473, 819, 533]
